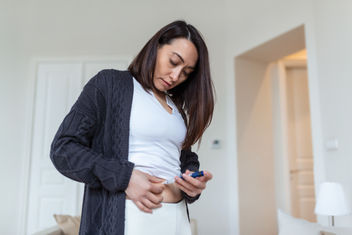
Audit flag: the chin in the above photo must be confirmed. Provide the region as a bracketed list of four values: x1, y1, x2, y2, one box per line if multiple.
[155, 79, 168, 92]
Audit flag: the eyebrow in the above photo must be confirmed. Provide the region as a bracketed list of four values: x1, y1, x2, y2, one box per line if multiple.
[172, 52, 195, 70]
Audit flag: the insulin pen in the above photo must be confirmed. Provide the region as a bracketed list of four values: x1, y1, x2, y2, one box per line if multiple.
[180, 170, 204, 180]
[162, 171, 205, 184]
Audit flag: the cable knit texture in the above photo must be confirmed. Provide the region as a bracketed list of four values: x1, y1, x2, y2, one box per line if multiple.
[50, 69, 201, 235]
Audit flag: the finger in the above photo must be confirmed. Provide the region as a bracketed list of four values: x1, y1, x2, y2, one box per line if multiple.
[148, 175, 166, 183]
[175, 175, 198, 192]
[149, 182, 165, 194]
[197, 175, 211, 183]
[181, 173, 206, 190]
[135, 200, 153, 213]
[142, 196, 162, 210]
[174, 180, 200, 197]
[146, 191, 163, 205]
[204, 171, 213, 180]
[174, 181, 192, 195]
[197, 176, 207, 182]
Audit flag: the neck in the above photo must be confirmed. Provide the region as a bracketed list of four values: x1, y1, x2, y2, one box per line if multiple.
[153, 89, 167, 100]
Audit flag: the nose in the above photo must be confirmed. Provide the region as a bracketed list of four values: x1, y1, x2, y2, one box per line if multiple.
[170, 68, 182, 82]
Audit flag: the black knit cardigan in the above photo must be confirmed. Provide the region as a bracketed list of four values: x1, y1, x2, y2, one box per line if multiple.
[50, 69, 201, 235]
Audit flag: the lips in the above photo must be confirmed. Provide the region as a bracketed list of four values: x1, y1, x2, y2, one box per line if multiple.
[161, 79, 171, 87]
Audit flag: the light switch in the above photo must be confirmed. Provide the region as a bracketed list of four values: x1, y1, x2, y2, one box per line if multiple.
[325, 138, 338, 151]
[211, 139, 221, 149]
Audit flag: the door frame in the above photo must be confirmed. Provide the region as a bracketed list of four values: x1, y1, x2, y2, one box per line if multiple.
[234, 24, 327, 233]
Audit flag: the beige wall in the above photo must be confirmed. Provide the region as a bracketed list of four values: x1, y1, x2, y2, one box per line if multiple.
[235, 58, 277, 235]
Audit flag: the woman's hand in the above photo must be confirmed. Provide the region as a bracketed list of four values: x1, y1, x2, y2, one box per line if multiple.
[125, 169, 166, 213]
[174, 169, 213, 197]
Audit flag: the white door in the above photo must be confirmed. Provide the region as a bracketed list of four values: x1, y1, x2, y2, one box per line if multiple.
[272, 61, 316, 222]
[26, 63, 83, 235]
[285, 65, 316, 222]
[26, 59, 130, 235]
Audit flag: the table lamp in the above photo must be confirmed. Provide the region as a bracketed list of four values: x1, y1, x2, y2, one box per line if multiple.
[315, 182, 351, 226]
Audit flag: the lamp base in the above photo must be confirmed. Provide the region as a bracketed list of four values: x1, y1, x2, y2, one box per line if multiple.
[329, 215, 335, 227]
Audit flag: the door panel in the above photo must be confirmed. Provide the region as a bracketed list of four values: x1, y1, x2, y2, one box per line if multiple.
[286, 67, 316, 222]
[26, 64, 82, 235]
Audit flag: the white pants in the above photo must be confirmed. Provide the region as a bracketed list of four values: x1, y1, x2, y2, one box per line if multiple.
[124, 199, 192, 235]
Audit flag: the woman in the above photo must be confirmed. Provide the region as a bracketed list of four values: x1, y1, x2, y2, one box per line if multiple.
[50, 20, 214, 235]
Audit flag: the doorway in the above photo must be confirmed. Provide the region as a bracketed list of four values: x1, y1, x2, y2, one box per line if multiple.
[235, 25, 316, 235]
[278, 51, 316, 222]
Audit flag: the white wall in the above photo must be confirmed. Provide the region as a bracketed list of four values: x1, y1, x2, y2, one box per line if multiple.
[311, 0, 352, 226]
[1, 1, 233, 235]
[0, 2, 31, 235]
[2, 0, 352, 234]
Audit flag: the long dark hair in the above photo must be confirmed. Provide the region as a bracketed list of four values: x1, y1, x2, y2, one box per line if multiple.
[128, 20, 215, 150]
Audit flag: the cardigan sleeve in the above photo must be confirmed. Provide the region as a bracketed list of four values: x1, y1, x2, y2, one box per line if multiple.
[180, 149, 202, 203]
[50, 74, 134, 193]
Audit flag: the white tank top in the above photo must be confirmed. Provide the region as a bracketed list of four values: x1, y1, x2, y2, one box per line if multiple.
[128, 77, 187, 184]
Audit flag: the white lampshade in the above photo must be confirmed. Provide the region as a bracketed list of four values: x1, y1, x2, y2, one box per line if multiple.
[315, 182, 352, 216]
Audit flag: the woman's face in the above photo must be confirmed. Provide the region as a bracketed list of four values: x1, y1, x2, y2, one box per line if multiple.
[153, 38, 198, 93]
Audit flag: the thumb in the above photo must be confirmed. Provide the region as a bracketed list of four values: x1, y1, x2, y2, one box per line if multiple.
[204, 171, 213, 180]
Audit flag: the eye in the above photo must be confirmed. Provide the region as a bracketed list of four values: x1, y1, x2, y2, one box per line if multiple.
[169, 59, 177, 66]
[182, 70, 190, 77]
